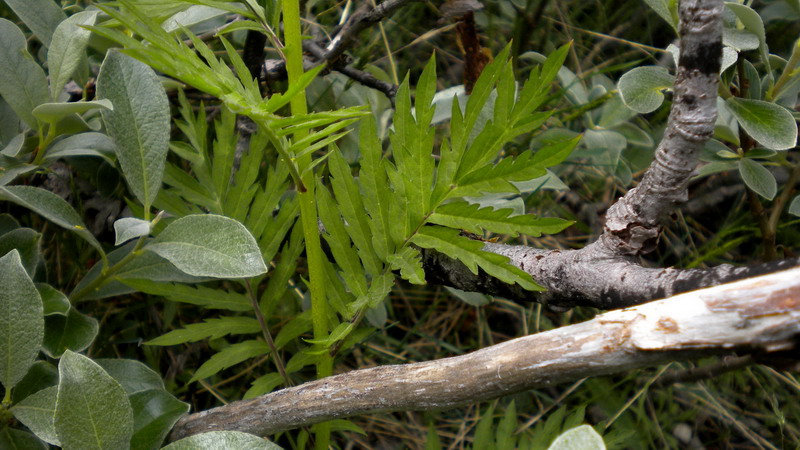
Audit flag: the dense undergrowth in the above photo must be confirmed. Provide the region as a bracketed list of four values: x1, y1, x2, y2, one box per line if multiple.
[1, 0, 799, 448]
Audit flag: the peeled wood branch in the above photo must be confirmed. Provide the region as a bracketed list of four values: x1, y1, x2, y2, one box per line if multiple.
[168, 266, 800, 440]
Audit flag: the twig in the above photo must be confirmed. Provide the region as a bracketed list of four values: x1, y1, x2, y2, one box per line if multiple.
[245, 281, 292, 387]
[324, 0, 422, 64]
[303, 40, 398, 101]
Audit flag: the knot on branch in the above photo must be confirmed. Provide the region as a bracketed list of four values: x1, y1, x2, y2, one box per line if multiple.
[603, 200, 661, 255]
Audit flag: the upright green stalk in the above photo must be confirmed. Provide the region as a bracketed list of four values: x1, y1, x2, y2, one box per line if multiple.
[281, 1, 333, 447]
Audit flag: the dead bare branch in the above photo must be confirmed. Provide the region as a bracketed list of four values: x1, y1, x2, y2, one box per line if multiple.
[168, 265, 800, 440]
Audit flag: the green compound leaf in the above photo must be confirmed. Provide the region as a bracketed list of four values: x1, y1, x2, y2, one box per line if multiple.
[11, 386, 60, 446]
[0, 185, 105, 259]
[146, 317, 261, 346]
[190, 340, 270, 382]
[358, 115, 395, 262]
[54, 351, 134, 450]
[738, 158, 777, 200]
[0, 18, 50, 128]
[97, 50, 170, 213]
[0, 250, 44, 391]
[410, 226, 542, 291]
[146, 214, 267, 278]
[122, 279, 252, 311]
[726, 98, 797, 150]
[163, 431, 282, 450]
[388, 246, 425, 285]
[452, 136, 579, 198]
[430, 201, 573, 237]
[618, 66, 675, 114]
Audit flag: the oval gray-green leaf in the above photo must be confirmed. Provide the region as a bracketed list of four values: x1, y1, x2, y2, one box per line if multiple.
[0, 227, 41, 276]
[547, 425, 606, 450]
[0, 18, 50, 128]
[642, 0, 677, 31]
[48, 11, 98, 100]
[11, 385, 60, 446]
[723, 27, 759, 51]
[738, 158, 777, 200]
[146, 214, 267, 278]
[0, 185, 104, 257]
[3, 0, 66, 47]
[37, 283, 70, 316]
[726, 3, 770, 73]
[96, 359, 165, 395]
[33, 99, 112, 124]
[162, 431, 282, 450]
[789, 194, 800, 217]
[55, 350, 134, 450]
[618, 66, 675, 114]
[0, 250, 44, 390]
[42, 308, 99, 358]
[726, 98, 797, 150]
[114, 217, 151, 245]
[43, 132, 117, 165]
[0, 427, 48, 450]
[97, 51, 170, 212]
[128, 389, 190, 450]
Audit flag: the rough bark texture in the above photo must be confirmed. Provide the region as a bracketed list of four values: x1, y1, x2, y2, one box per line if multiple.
[424, 245, 800, 309]
[168, 265, 800, 440]
[417, 0, 800, 310]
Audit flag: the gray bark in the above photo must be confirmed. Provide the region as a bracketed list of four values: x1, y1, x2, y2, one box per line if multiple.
[168, 265, 800, 440]
[419, 0, 798, 310]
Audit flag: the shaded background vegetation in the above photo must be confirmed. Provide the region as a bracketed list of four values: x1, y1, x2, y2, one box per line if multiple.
[2, 0, 799, 447]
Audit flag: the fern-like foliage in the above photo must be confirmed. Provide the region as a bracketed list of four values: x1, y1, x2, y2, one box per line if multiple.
[317, 45, 580, 348]
[90, 0, 367, 190]
[92, 1, 578, 396]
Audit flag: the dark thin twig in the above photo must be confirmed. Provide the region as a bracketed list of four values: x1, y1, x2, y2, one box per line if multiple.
[245, 281, 292, 387]
[304, 40, 398, 101]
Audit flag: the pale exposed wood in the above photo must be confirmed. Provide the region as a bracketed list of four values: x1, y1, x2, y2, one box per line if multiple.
[168, 266, 800, 440]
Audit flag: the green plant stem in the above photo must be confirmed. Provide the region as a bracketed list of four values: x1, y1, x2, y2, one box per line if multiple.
[33, 123, 57, 166]
[282, 0, 332, 447]
[746, 188, 776, 260]
[245, 280, 292, 387]
[767, 163, 800, 240]
[68, 234, 147, 303]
